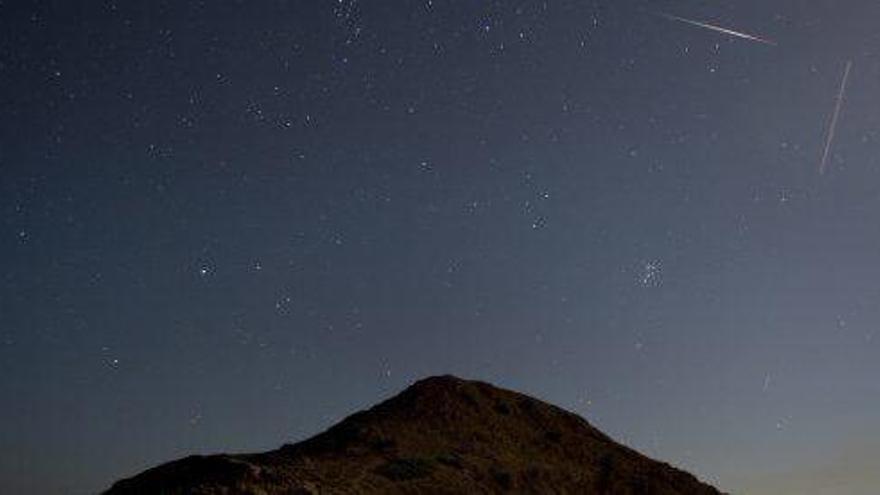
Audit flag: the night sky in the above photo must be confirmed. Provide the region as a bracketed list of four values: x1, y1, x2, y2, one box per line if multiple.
[2, 1, 880, 493]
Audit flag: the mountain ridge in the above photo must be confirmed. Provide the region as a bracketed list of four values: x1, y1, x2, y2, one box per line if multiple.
[106, 375, 725, 494]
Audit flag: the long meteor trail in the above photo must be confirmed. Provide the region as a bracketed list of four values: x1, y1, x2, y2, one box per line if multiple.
[659, 13, 777, 46]
[819, 60, 853, 175]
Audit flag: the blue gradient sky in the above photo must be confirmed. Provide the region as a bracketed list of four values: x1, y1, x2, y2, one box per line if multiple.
[1, 1, 879, 493]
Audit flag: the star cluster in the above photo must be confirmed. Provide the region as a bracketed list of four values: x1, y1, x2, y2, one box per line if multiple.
[2, 1, 880, 493]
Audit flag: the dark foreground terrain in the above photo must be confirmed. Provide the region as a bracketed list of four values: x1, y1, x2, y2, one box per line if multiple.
[106, 375, 724, 494]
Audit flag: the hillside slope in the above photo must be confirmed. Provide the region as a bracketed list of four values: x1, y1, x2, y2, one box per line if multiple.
[106, 375, 724, 494]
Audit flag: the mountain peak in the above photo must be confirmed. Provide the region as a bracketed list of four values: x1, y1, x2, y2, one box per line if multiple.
[407, 373, 468, 391]
[106, 376, 725, 494]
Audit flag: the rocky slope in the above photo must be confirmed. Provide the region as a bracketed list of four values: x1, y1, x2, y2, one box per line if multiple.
[106, 375, 724, 494]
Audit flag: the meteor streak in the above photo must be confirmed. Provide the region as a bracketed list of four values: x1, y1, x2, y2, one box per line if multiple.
[659, 13, 777, 46]
[819, 60, 853, 175]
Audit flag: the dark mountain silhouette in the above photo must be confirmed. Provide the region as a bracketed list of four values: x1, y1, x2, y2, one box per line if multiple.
[105, 375, 724, 494]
